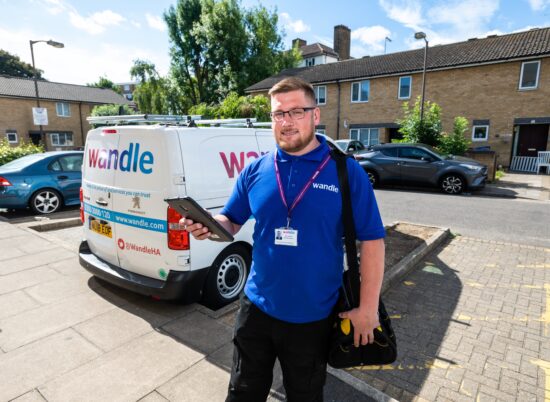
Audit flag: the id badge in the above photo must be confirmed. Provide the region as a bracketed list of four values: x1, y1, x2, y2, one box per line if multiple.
[274, 228, 298, 246]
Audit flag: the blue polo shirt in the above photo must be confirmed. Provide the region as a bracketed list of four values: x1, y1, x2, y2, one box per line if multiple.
[221, 136, 385, 323]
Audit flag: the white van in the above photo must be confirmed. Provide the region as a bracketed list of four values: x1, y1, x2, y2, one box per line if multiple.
[79, 115, 275, 308]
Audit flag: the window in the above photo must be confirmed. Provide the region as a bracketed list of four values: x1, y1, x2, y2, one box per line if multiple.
[380, 147, 398, 157]
[123, 84, 130, 91]
[306, 58, 315, 67]
[56, 102, 71, 117]
[6, 132, 18, 144]
[316, 129, 326, 135]
[472, 125, 489, 141]
[58, 155, 83, 172]
[351, 80, 370, 102]
[398, 76, 411, 99]
[399, 147, 432, 160]
[519, 61, 540, 90]
[314, 86, 326, 105]
[50, 132, 74, 146]
[350, 128, 379, 146]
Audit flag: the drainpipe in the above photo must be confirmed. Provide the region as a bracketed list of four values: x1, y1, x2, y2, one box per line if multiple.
[336, 80, 341, 139]
[79, 102, 84, 149]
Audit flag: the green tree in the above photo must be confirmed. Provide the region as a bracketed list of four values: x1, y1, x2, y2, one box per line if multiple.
[0, 49, 43, 79]
[87, 76, 122, 94]
[90, 104, 135, 117]
[164, 0, 300, 105]
[396, 96, 442, 146]
[438, 116, 471, 156]
[129, 60, 189, 114]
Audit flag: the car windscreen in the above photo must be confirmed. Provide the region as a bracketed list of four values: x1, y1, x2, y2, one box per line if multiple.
[0, 154, 45, 170]
[335, 141, 347, 151]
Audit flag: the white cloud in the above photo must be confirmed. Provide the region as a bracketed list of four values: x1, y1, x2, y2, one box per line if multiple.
[0, 26, 169, 85]
[351, 26, 392, 53]
[527, 0, 550, 10]
[378, 0, 424, 31]
[39, 0, 66, 15]
[131, 20, 142, 28]
[146, 13, 166, 32]
[428, 0, 499, 31]
[279, 12, 310, 34]
[68, 9, 126, 35]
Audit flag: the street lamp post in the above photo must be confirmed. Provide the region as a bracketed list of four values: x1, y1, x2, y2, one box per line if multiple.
[29, 39, 64, 145]
[414, 32, 428, 123]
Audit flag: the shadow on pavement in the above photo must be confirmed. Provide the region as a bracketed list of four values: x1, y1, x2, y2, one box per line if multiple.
[348, 238, 462, 401]
[0, 205, 80, 224]
[87, 276, 373, 401]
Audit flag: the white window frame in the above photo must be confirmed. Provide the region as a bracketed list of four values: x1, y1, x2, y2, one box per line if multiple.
[314, 85, 326, 105]
[351, 80, 370, 103]
[6, 132, 18, 144]
[519, 60, 540, 90]
[349, 128, 379, 146]
[472, 125, 489, 142]
[50, 132, 74, 147]
[56, 102, 71, 117]
[306, 58, 315, 67]
[398, 76, 412, 100]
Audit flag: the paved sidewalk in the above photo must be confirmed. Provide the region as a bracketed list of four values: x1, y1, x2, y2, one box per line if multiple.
[0, 220, 371, 402]
[477, 172, 550, 201]
[350, 235, 550, 401]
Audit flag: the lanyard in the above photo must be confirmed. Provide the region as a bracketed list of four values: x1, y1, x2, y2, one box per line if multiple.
[274, 151, 332, 228]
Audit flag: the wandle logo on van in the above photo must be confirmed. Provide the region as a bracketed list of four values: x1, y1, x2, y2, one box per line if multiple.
[88, 142, 154, 174]
[220, 151, 268, 178]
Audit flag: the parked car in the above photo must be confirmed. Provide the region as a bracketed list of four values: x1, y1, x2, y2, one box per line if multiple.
[357, 143, 487, 194]
[334, 139, 370, 157]
[0, 151, 83, 214]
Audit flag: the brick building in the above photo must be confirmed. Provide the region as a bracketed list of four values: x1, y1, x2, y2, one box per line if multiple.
[0, 75, 128, 150]
[247, 27, 550, 170]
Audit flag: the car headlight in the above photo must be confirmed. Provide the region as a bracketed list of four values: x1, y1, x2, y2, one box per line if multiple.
[459, 163, 482, 171]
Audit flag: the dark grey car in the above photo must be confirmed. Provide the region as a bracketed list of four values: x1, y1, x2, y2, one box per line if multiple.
[357, 143, 488, 194]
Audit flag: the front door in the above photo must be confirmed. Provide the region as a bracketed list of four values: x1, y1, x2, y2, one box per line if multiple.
[517, 124, 549, 156]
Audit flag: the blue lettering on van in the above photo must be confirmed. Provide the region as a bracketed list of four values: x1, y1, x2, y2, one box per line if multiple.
[88, 143, 154, 174]
[84, 203, 166, 232]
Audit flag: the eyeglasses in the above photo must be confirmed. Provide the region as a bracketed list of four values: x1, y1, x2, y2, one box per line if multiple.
[270, 107, 316, 122]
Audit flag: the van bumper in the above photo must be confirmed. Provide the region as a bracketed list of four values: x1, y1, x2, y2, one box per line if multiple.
[78, 240, 208, 303]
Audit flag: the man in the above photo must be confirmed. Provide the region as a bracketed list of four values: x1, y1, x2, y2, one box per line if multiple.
[184, 77, 385, 402]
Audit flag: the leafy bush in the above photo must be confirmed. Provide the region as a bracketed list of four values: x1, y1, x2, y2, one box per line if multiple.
[396, 96, 442, 146]
[91, 104, 135, 117]
[0, 139, 44, 166]
[188, 92, 270, 122]
[437, 116, 471, 156]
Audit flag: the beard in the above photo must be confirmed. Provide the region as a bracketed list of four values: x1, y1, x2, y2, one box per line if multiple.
[276, 126, 316, 154]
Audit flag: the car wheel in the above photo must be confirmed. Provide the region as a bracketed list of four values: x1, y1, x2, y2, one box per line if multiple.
[440, 174, 465, 194]
[30, 189, 62, 214]
[203, 244, 251, 309]
[365, 170, 379, 188]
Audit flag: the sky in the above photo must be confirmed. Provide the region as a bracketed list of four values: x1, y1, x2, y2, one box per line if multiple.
[1, 0, 549, 86]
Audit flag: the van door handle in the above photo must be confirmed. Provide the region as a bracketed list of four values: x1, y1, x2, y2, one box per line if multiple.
[96, 199, 108, 206]
[57, 175, 69, 180]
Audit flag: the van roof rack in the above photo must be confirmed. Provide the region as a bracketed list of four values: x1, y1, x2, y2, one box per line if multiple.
[86, 114, 271, 128]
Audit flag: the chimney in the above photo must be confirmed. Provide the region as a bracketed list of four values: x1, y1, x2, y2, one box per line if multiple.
[333, 25, 351, 60]
[292, 38, 307, 49]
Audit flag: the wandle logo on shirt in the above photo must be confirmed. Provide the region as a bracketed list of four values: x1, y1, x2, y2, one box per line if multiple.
[312, 182, 339, 193]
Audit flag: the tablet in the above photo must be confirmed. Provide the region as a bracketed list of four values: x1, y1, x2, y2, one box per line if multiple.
[165, 197, 234, 242]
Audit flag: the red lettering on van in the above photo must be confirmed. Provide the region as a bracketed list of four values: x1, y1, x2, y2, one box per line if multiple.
[220, 151, 269, 178]
[88, 148, 100, 167]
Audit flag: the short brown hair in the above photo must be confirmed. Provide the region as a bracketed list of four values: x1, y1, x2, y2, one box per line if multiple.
[268, 77, 316, 104]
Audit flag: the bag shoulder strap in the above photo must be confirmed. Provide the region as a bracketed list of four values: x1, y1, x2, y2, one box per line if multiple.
[330, 150, 361, 308]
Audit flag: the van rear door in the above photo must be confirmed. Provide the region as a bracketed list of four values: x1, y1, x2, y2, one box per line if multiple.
[82, 128, 121, 267]
[111, 126, 185, 280]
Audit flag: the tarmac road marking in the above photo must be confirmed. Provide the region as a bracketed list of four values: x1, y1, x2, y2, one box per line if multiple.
[530, 359, 550, 401]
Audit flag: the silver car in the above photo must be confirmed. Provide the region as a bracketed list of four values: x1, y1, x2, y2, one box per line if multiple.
[357, 143, 488, 194]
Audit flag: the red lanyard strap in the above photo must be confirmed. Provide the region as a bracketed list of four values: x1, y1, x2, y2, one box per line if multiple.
[274, 152, 332, 224]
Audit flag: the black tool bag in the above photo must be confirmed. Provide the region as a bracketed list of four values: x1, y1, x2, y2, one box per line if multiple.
[327, 151, 397, 369]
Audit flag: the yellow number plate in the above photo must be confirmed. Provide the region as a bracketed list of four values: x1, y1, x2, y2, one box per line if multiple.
[89, 218, 112, 238]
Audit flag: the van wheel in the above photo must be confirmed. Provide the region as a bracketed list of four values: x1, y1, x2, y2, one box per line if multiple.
[203, 244, 251, 309]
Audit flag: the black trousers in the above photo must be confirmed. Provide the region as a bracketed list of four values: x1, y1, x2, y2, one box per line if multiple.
[226, 295, 333, 402]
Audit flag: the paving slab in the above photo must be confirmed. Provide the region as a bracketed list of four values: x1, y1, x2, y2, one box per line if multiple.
[0, 290, 40, 320]
[0, 329, 101, 401]
[0, 291, 118, 351]
[10, 389, 47, 402]
[0, 248, 75, 275]
[24, 273, 94, 305]
[0, 266, 61, 296]
[39, 331, 204, 402]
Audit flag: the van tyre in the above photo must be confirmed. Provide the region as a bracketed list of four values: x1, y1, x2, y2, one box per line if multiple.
[440, 174, 465, 194]
[30, 188, 62, 214]
[203, 244, 251, 309]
